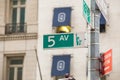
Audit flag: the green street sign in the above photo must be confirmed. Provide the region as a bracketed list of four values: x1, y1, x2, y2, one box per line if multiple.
[43, 33, 74, 48]
[83, 0, 91, 23]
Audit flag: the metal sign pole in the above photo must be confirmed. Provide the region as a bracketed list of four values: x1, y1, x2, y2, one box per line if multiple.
[90, 0, 101, 80]
[35, 48, 43, 80]
[90, 11, 100, 80]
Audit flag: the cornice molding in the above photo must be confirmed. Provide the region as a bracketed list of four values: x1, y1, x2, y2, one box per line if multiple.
[0, 33, 37, 41]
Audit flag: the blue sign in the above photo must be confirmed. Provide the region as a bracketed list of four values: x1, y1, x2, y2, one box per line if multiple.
[52, 7, 72, 27]
[51, 55, 71, 76]
[100, 13, 106, 24]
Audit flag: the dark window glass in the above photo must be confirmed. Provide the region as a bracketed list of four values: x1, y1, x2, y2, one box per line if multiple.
[17, 67, 23, 80]
[12, 8, 17, 32]
[20, 7, 25, 32]
[12, 8, 17, 23]
[20, 0, 26, 5]
[12, 0, 18, 5]
[20, 7, 25, 24]
[9, 67, 14, 80]
[10, 59, 23, 65]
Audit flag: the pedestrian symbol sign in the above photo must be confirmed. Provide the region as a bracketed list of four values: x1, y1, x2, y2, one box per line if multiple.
[76, 34, 82, 46]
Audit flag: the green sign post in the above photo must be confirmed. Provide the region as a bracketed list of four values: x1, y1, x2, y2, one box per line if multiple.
[83, 0, 91, 24]
[43, 33, 74, 48]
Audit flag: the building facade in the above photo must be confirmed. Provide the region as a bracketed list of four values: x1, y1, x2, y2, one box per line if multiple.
[38, 0, 89, 80]
[100, 0, 120, 80]
[0, 0, 38, 80]
[0, 0, 120, 80]
[37, 0, 120, 80]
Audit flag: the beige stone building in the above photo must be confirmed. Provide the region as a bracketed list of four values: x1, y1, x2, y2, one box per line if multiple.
[0, 0, 38, 80]
[0, 0, 120, 80]
[37, 0, 120, 80]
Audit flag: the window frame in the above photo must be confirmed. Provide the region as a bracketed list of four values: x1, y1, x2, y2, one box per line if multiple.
[10, 0, 26, 24]
[3, 54, 25, 80]
[8, 57, 24, 80]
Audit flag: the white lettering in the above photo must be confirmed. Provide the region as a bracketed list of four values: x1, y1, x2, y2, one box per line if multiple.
[58, 12, 66, 22]
[103, 59, 110, 66]
[104, 66, 110, 71]
[104, 53, 111, 59]
[59, 35, 69, 41]
[48, 36, 55, 47]
[57, 60, 65, 71]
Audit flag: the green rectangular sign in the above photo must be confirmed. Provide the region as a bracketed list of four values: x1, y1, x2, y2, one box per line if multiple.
[83, 0, 91, 24]
[43, 33, 74, 48]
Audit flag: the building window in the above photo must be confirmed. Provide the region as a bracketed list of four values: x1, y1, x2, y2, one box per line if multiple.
[5, 0, 26, 34]
[100, 13, 106, 33]
[7, 57, 24, 80]
[11, 0, 26, 24]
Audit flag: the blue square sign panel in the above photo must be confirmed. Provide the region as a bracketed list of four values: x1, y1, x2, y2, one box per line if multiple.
[51, 55, 71, 76]
[52, 7, 72, 27]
